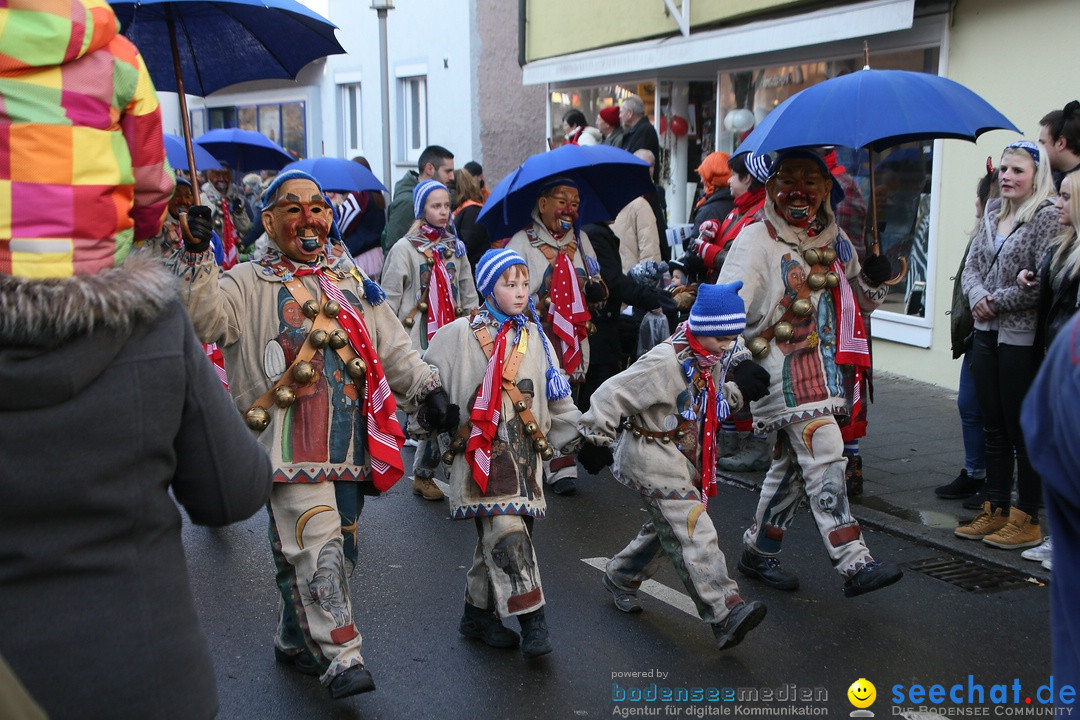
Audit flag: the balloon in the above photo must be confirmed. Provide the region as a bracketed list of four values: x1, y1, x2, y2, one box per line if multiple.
[658, 115, 668, 136]
[670, 115, 689, 137]
[724, 108, 755, 132]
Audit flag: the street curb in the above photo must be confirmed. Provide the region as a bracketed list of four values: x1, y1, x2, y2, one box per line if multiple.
[718, 472, 1051, 586]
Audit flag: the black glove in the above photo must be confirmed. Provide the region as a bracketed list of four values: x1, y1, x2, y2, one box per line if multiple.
[231, 197, 245, 215]
[680, 252, 707, 281]
[421, 388, 460, 433]
[731, 360, 771, 402]
[862, 254, 893, 285]
[655, 291, 678, 315]
[578, 442, 614, 474]
[180, 205, 214, 253]
[584, 279, 606, 304]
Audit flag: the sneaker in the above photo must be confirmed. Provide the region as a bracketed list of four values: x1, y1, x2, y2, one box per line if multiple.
[404, 438, 419, 448]
[737, 549, 799, 591]
[711, 600, 766, 650]
[982, 508, 1042, 550]
[549, 477, 577, 496]
[843, 561, 903, 597]
[954, 502, 1008, 540]
[962, 490, 989, 511]
[518, 609, 552, 659]
[716, 435, 771, 472]
[602, 573, 643, 613]
[412, 476, 445, 501]
[1021, 537, 1053, 562]
[1042, 558, 1052, 571]
[935, 469, 984, 499]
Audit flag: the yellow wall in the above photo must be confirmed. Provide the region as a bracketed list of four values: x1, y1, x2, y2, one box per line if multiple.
[872, 0, 1080, 389]
[524, 0, 809, 62]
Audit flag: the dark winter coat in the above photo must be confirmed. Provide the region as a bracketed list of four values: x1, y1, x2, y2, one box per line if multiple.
[0, 256, 272, 720]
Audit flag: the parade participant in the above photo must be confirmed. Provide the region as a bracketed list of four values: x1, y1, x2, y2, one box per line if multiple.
[140, 178, 224, 264]
[383, 179, 479, 500]
[957, 141, 1057, 550]
[505, 179, 608, 495]
[419, 249, 582, 659]
[201, 163, 252, 261]
[715, 149, 903, 597]
[0, 3, 271, 718]
[166, 169, 458, 700]
[578, 282, 771, 650]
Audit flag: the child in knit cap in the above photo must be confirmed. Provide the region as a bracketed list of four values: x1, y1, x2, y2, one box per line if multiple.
[382, 179, 480, 500]
[417, 248, 582, 660]
[577, 281, 772, 650]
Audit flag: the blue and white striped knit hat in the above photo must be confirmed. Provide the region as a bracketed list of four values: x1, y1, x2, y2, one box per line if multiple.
[745, 152, 774, 184]
[475, 248, 527, 299]
[413, 180, 449, 219]
[688, 281, 746, 337]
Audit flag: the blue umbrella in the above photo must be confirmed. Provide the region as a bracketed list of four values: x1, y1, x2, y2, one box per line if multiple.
[109, 0, 345, 97]
[281, 157, 387, 194]
[736, 68, 1020, 155]
[164, 133, 221, 172]
[477, 144, 654, 240]
[195, 128, 295, 172]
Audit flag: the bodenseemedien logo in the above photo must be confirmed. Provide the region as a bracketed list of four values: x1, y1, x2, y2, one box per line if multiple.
[848, 678, 877, 717]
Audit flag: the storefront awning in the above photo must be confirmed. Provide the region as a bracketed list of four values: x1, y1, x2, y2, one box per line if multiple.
[522, 0, 915, 86]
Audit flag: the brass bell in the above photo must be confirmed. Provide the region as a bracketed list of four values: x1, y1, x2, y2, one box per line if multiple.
[328, 330, 349, 349]
[825, 271, 840, 289]
[442, 450, 457, 465]
[807, 272, 826, 290]
[272, 386, 296, 408]
[791, 298, 813, 317]
[644, 435, 654, 443]
[292, 360, 317, 384]
[418, 300, 429, 313]
[747, 336, 770, 358]
[632, 429, 642, 438]
[533, 438, 549, 453]
[443, 248, 454, 259]
[346, 357, 367, 379]
[773, 321, 795, 343]
[323, 300, 341, 317]
[539, 445, 555, 461]
[803, 248, 821, 266]
[455, 306, 466, 317]
[302, 300, 320, 319]
[308, 329, 329, 349]
[450, 436, 467, 453]
[403, 316, 415, 328]
[675, 430, 685, 439]
[524, 421, 538, 435]
[514, 399, 528, 413]
[820, 247, 837, 265]
[244, 407, 271, 431]
[660, 435, 671, 444]
[585, 321, 597, 337]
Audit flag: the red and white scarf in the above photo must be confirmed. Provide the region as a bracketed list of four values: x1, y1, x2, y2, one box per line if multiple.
[549, 251, 589, 375]
[219, 198, 238, 270]
[681, 326, 726, 507]
[829, 259, 870, 369]
[296, 266, 407, 491]
[466, 319, 516, 493]
[426, 250, 456, 340]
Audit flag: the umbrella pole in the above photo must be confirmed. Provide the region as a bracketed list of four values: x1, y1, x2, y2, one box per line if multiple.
[166, 6, 201, 205]
[866, 146, 908, 286]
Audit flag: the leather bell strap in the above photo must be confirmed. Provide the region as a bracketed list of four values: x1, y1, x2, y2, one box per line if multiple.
[244, 277, 362, 420]
[757, 261, 828, 344]
[625, 417, 696, 444]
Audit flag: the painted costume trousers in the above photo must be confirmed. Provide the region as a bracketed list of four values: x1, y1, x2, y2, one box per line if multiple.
[607, 496, 743, 624]
[465, 515, 544, 618]
[742, 416, 874, 578]
[269, 481, 365, 685]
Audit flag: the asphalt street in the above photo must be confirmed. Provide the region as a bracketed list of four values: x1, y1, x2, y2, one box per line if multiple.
[184, 458, 1053, 720]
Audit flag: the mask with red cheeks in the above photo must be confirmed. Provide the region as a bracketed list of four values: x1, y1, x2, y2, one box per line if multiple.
[767, 158, 831, 228]
[537, 185, 580, 236]
[262, 178, 332, 262]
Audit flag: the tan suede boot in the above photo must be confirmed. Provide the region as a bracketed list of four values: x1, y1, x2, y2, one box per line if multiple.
[412, 476, 445, 501]
[954, 501, 1008, 540]
[982, 507, 1042, 549]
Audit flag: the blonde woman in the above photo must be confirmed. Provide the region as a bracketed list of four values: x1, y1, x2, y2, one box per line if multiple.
[957, 141, 1059, 549]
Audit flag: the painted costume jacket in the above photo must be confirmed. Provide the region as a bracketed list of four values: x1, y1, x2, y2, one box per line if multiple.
[382, 231, 479, 350]
[716, 202, 886, 432]
[579, 338, 748, 500]
[167, 245, 440, 486]
[419, 312, 582, 520]
[505, 214, 600, 380]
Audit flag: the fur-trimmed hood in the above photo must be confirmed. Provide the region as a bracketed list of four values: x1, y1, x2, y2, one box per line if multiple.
[0, 256, 179, 410]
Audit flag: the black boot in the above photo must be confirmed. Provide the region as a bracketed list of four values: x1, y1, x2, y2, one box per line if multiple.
[327, 664, 376, 700]
[935, 469, 983, 500]
[737, 549, 799, 591]
[459, 603, 520, 648]
[843, 561, 903, 598]
[518, 609, 552, 659]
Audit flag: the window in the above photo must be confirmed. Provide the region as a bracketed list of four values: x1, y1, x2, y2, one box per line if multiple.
[340, 83, 362, 158]
[399, 75, 427, 163]
[205, 101, 307, 162]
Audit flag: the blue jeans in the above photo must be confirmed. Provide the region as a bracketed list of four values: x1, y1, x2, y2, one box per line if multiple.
[957, 354, 986, 476]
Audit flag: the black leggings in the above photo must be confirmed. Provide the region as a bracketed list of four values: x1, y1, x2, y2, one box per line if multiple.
[969, 330, 1042, 520]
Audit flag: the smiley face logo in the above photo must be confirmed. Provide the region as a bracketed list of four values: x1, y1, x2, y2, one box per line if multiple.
[847, 678, 876, 709]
